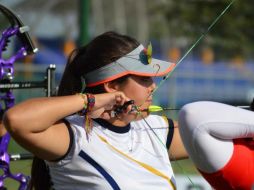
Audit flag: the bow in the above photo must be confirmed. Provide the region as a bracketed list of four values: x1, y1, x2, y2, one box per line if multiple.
[0, 4, 45, 190]
[0, 4, 57, 189]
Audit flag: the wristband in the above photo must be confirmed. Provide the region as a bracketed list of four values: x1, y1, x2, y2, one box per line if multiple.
[86, 93, 95, 113]
[76, 93, 87, 116]
[84, 93, 95, 139]
[76, 93, 95, 139]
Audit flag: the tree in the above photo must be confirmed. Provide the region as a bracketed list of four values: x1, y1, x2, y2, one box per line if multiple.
[160, 0, 254, 60]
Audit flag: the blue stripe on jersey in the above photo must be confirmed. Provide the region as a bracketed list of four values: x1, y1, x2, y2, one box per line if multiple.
[79, 150, 120, 190]
[171, 176, 176, 188]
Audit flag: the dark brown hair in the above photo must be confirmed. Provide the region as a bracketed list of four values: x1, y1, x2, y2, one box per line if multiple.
[58, 31, 139, 95]
[29, 31, 139, 190]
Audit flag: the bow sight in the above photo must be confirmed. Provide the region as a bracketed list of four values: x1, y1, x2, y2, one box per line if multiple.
[0, 4, 56, 190]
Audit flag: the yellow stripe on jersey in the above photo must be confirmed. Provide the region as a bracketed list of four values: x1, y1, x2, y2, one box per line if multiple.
[97, 134, 176, 190]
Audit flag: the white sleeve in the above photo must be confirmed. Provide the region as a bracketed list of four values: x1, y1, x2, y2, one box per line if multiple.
[178, 101, 254, 173]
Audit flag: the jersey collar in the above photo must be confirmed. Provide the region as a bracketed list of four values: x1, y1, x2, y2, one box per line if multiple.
[94, 118, 130, 133]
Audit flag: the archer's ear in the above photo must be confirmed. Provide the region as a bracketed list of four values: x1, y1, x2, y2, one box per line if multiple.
[103, 82, 119, 93]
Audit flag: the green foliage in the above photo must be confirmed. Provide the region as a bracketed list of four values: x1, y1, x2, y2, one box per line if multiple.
[157, 0, 254, 60]
[172, 159, 199, 174]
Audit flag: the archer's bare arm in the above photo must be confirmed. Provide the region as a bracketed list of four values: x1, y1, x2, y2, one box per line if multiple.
[3, 92, 130, 161]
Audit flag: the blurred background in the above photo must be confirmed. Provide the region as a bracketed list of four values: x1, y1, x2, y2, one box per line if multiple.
[0, 0, 253, 189]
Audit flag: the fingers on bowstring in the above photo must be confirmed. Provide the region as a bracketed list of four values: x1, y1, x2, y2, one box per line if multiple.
[113, 100, 135, 115]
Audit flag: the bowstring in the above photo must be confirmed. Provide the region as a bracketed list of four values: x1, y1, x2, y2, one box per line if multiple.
[137, 0, 236, 187]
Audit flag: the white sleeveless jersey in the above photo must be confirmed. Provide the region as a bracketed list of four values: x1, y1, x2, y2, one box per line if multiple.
[46, 114, 176, 190]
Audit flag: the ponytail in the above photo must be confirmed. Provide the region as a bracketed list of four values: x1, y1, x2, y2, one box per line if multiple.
[29, 157, 51, 190]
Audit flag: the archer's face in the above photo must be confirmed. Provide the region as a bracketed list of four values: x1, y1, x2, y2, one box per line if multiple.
[119, 75, 156, 113]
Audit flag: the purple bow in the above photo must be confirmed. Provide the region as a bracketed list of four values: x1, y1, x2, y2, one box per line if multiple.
[0, 4, 38, 190]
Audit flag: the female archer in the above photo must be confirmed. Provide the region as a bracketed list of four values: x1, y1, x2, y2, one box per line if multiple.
[179, 101, 254, 190]
[3, 31, 188, 190]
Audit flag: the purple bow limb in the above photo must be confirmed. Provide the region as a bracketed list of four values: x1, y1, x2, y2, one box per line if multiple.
[0, 26, 32, 190]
